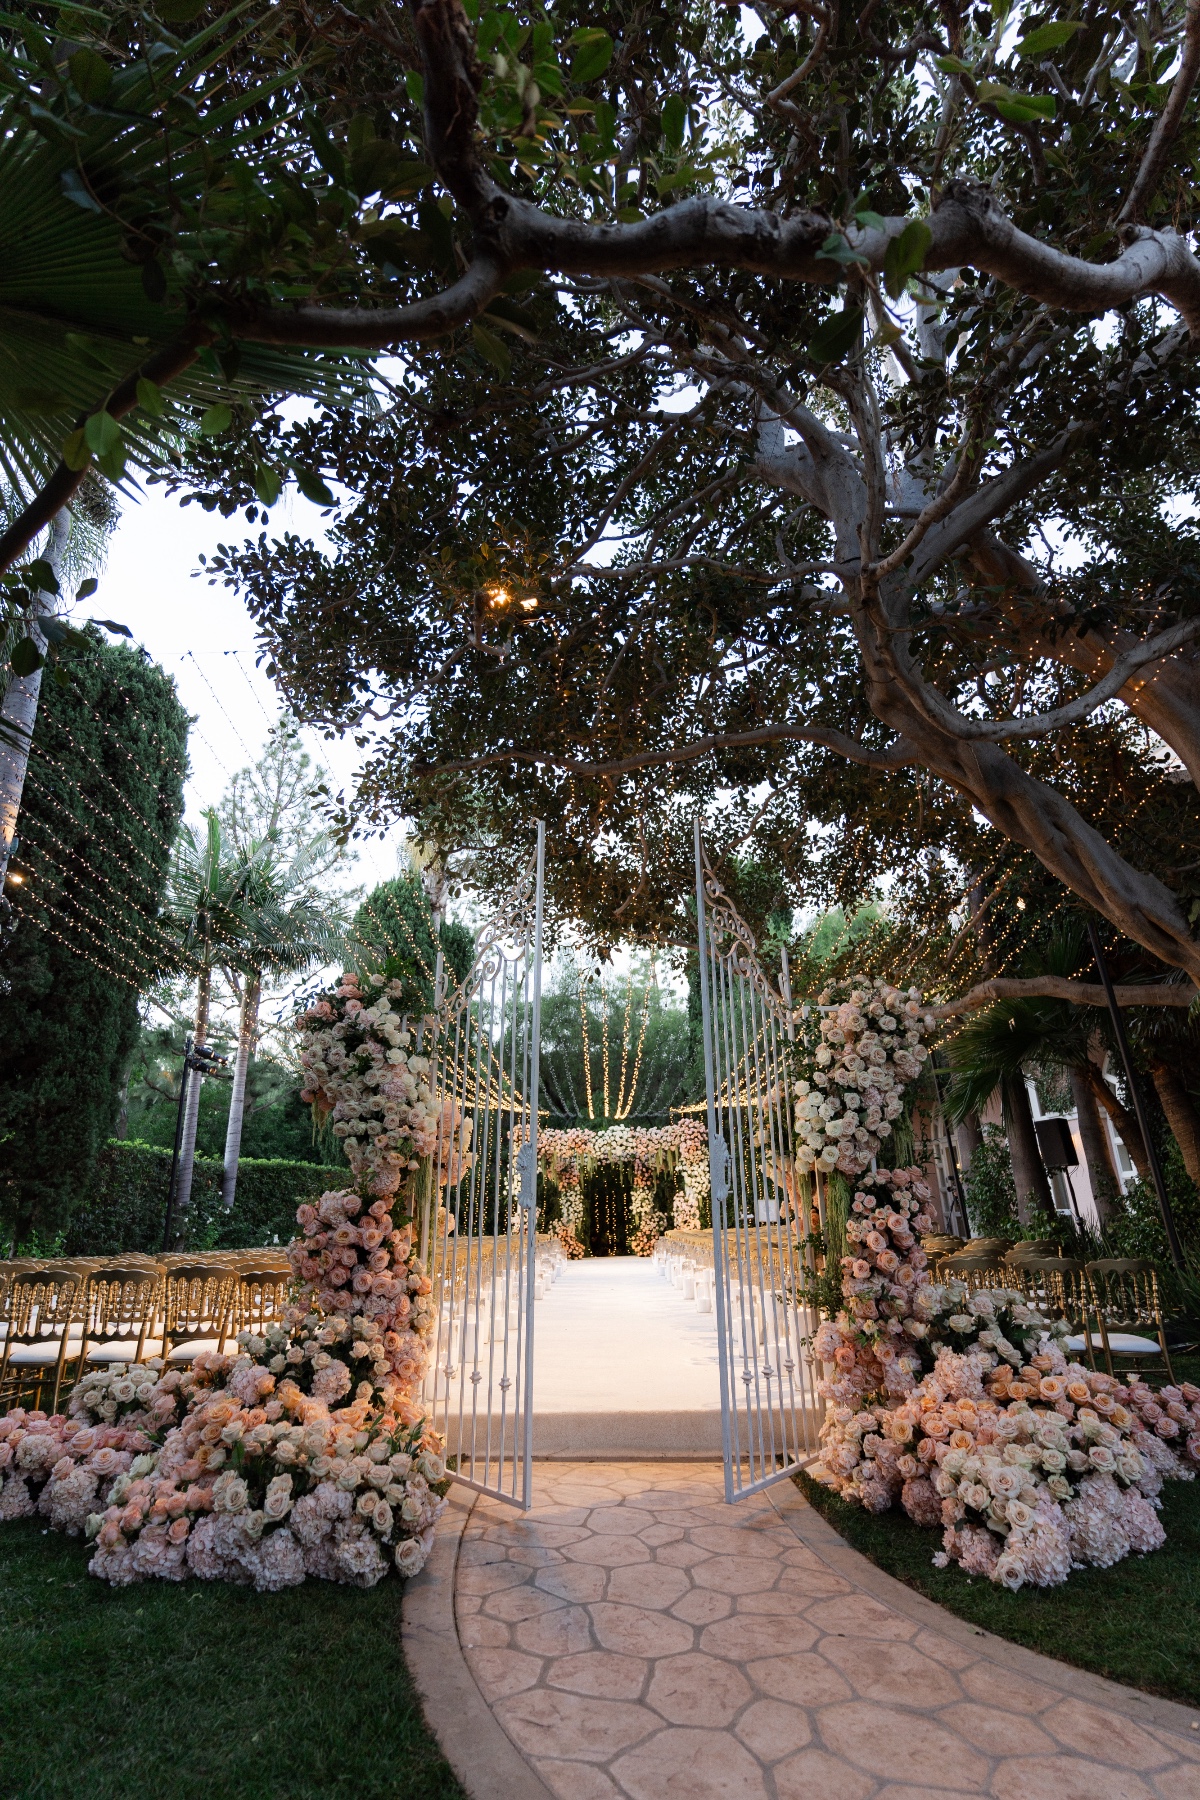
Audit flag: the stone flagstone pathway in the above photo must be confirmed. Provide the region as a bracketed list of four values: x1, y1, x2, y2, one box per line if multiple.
[449, 1461, 1200, 1800]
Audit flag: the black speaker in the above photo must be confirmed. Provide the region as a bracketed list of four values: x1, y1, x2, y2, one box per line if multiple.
[1035, 1116, 1078, 1171]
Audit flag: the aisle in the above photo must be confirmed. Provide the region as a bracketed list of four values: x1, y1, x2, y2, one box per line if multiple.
[531, 1258, 724, 1455]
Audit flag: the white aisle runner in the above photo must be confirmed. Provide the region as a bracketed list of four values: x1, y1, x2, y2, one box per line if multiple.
[531, 1258, 724, 1457]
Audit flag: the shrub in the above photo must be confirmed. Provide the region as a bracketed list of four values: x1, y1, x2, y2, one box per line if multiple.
[59, 1140, 334, 1256]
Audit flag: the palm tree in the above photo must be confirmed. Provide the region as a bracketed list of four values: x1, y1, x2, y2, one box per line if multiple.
[219, 841, 346, 1210]
[161, 813, 260, 1226]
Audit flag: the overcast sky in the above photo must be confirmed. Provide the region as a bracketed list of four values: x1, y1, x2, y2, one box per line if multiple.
[91, 481, 406, 895]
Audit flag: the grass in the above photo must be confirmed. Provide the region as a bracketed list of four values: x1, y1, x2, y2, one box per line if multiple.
[0, 1518, 466, 1800]
[798, 1466, 1200, 1709]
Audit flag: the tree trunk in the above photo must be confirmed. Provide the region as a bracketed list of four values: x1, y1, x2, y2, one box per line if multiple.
[174, 966, 211, 1224]
[0, 511, 69, 888]
[1068, 1065, 1121, 1226]
[1001, 1074, 1053, 1224]
[1149, 1059, 1200, 1188]
[955, 1109, 983, 1173]
[222, 969, 262, 1210]
[1081, 1060, 1149, 1178]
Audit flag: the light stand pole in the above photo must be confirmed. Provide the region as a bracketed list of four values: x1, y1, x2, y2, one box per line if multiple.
[1087, 919, 1186, 1272]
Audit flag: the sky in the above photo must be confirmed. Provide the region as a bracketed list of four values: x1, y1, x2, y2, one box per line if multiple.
[92, 479, 407, 897]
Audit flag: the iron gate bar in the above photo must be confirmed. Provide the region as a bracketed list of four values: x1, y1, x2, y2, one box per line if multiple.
[694, 816, 823, 1503]
[421, 822, 544, 1510]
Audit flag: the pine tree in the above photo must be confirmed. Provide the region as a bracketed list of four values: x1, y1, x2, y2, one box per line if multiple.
[0, 633, 188, 1246]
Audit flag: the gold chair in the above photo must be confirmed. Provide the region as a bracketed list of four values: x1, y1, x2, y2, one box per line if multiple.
[233, 1267, 292, 1338]
[961, 1237, 1015, 1258]
[940, 1253, 1008, 1292]
[159, 1264, 237, 1366]
[0, 1266, 83, 1413]
[1084, 1259, 1175, 1382]
[77, 1266, 163, 1370]
[1004, 1240, 1059, 1262]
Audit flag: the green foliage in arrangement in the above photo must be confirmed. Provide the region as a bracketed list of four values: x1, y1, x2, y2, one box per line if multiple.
[58, 1140, 334, 1258]
[0, 635, 187, 1246]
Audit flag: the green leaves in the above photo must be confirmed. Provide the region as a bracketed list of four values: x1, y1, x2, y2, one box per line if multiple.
[816, 232, 870, 271]
[25, 559, 59, 596]
[809, 304, 863, 366]
[93, 618, 132, 635]
[569, 28, 614, 84]
[76, 579, 99, 600]
[137, 378, 165, 418]
[65, 409, 133, 480]
[254, 463, 283, 507]
[472, 321, 512, 378]
[884, 218, 932, 299]
[68, 48, 113, 104]
[199, 403, 233, 437]
[1016, 20, 1083, 57]
[156, 0, 207, 21]
[976, 80, 1056, 124]
[661, 94, 687, 150]
[10, 638, 44, 677]
[60, 168, 101, 213]
[293, 466, 335, 506]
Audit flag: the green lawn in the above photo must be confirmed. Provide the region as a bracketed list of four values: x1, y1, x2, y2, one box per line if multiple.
[798, 1468, 1200, 1708]
[0, 1519, 466, 1800]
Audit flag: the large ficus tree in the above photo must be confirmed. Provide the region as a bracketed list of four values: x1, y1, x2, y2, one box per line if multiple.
[14, 0, 1200, 971]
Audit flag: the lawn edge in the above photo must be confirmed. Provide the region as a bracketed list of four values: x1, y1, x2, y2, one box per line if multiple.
[401, 1484, 557, 1800]
[769, 1475, 1200, 1736]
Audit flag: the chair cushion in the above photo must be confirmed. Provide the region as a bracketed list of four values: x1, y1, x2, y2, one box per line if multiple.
[5, 1337, 84, 1366]
[82, 1339, 164, 1364]
[1065, 1332, 1160, 1355]
[165, 1337, 224, 1363]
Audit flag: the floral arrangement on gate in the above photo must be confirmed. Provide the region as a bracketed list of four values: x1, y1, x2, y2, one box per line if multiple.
[0, 968, 464, 1592]
[793, 982, 935, 1177]
[809, 1169, 1197, 1588]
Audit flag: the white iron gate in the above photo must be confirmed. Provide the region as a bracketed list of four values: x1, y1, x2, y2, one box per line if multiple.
[693, 818, 824, 1501]
[420, 823, 544, 1508]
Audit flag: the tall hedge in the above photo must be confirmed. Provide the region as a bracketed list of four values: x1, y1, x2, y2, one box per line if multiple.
[63, 1140, 336, 1255]
[0, 634, 188, 1246]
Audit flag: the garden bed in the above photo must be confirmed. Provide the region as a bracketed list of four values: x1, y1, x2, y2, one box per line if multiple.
[797, 1466, 1200, 1708]
[0, 1517, 464, 1800]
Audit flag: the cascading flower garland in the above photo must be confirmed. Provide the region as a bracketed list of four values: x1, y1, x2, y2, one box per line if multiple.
[793, 982, 935, 1176]
[810, 1171, 1195, 1589]
[0, 967, 467, 1592]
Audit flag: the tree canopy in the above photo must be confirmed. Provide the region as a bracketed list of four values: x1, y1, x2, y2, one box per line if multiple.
[0, 631, 187, 1243]
[5, 0, 1200, 985]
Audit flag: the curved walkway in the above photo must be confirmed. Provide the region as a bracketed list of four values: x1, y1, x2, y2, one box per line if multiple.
[405, 1463, 1200, 1800]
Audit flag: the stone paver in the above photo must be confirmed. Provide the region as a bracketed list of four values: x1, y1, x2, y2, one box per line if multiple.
[453, 1463, 1200, 1800]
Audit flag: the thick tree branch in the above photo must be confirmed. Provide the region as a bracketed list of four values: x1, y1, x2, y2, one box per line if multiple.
[414, 721, 919, 779]
[932, 975, 1198, 1019]
[1118, 0, 1200, 225]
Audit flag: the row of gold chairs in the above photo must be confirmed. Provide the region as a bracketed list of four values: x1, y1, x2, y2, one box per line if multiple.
[927, 1246, 1178, 1383]
[0, 1256, 292, 1416]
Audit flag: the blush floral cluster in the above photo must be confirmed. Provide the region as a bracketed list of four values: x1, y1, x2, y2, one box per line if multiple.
[810, 1176, 1191, 1588]
[538, 1119, 709, 1247]
[297, 969, 470, 1201]
[793, 983, 934, 1177]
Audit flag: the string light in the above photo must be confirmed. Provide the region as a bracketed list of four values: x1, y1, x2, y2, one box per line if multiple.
[22, 766, 182, 923]
[601, 971, 611, 1118]
[615, 954, 657, 1119]
[12, 892, 144, 990]
[577, 956, 595, 1119]
[14, 810, 184, 969]
[185, 650, 256, 760]
[11, 835, 177, 983]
